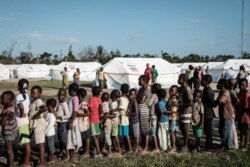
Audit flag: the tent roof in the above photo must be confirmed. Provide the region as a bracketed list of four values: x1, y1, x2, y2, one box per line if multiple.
[202, 62, 224, 69]
[179, 62, 206, 69]
[0, 64, 9, 70]
[211, 59, 250, 70]
[53, 62, 101, 71]
[103, 58, 180, 74]
[16, 64, 50, 70]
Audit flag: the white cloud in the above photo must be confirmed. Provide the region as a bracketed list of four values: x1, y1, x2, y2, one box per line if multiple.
[189, 18, 200, 23]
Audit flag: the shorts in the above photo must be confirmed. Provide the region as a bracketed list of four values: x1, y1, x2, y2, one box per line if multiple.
[180, 113, 192, 124]
[34, 125, 46, 144]
[119, 125, 129, 137]
[57, 122, 67, 144]
[91, 123, 101, 136]
[111, 121, 119, 137]
[46, 135, 55, 154]
[81, 129, 91, 140]
[150, 116, 157, 136]
[193, 125, 203, 138]
[18, 124, 31, 144]
[169, 120, 180, 132]
[130, 122, 140, 138]
[2, 132, 17, 142]
[242, 123, 250, 134]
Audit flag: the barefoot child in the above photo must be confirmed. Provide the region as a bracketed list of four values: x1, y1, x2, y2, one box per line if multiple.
[88, 86, 103, 158]
[56, 89, 70, 158]
[178, 74, 193, 152]
[45, 99, 57, 163]
[127, 89, 140, 153]
[0, 91, 17, 167]
[191, 90, 204, 152]
[15, 79, 31, 167]
[29, 86, 47, 167]
[241, 108, 250, 149]
[77, 88, 91, 157]
[168, 85, 180, 153]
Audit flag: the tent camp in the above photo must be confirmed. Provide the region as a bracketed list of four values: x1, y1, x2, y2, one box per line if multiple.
[16, 64, 51, 79]
[0, 64, 10, 80]
[103, 58, 180, 89]
[51, 62, 101, 81]
[210, 59, 250, 82]
[202, 62, 224, 74]
[179, 62, 206, 73]
[5, 64, 21, 78]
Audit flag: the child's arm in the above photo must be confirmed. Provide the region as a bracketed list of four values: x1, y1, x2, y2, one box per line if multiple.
[127, 101, 138, 117]
[77, 108, 90, 117]
[33, 104, 46, 119]
[1, 112, 14, 127]
[17, 103, 25, 118]
[199, 104, 205, 129]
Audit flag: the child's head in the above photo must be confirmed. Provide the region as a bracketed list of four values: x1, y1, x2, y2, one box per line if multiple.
[201, 74, 212, 86]
[46, 98, 57, 113]
[169, 85, 179, 97]
[68, 83, 79, 96]
[178, 74, 189, 86]
[110, 89, 120, 101]
[120, 84, 129, 96]
[157, 88, 166, 100]
[1, 91, 15, 106]
[101, 92, 109, 102]
[217, 79, 230, 91]
[239, 78, 248, 91]
[138, 75, 149, 87]
[129, 89, 137, 101]
[31, 85, 42, 100]
[92, 86, 101, 97]
[193, 90, 202, 102]
[77, 88, 87, 101]
[57, 89, 67, 102]
[151, 83, 161, 94]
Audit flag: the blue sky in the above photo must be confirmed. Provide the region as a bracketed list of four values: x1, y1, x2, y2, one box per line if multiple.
[0, 0, 249, 57]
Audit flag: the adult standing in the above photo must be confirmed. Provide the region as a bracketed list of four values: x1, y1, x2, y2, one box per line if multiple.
[237, 65, 250, 81]
[225, 67, 234, 80]
[144, 63, 152, 85]
[60, 67, 68, 89]
[73, 68, 81, 86]
[97, 67, 105, 89]
[151, 65, 158, 84]
[205, 66, 211, 75]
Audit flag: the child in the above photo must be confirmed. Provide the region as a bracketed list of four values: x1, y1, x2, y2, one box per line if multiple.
[66, 83, 82, 161]
[201, 75, 216, 151]
[109, 89, 122, 154]
[216, 79, 235, 151]
[127, 89, 140, 153]
[236, 78, 250, 148]
[118, 84, 132, 154]
[241, 108, 250, 149]
[45, 99, 57, 163]
[77, 88, 91, 157]
[168, 85, 180, 153]
[88, 86, 103, 158]
[29, 86, 46, 167]
[15, 79, 31, 167]
[0, 91, 17, 167]
[191, 90, 204, 152]
[56, 89, 70, 158]
[148, 83, 161, 152]
[137, 75, 152, 155]
[178, 74, 193, 152]
[101, 92, 113, 157]
[156, 89, 171, 151]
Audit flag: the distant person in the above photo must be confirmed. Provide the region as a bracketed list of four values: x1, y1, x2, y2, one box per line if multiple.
[144, 63, 152, 85]
[237, 65, 250, 83]
[225, 67, 234, 80]
[193, 70, 201, 91]
[151, 65, 158, 84]
[96, 67, 105, 89]
[60, 67, 68, 89]
[197, 66, 203, 81]
[205, 66, 211, 75]
[73, 68, 81, 86]
[187, 65, 195, 89]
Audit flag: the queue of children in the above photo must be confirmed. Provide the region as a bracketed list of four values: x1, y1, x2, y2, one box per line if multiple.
[0, 73, 249, 167]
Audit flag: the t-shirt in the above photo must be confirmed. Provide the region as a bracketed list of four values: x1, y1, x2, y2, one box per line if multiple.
[68, 96, 79, 125]
[236, 91, 250, 122]
[168, 96, 179, 121]
[191, 101, 204, 125]
[218, 90, 235, 119]
[56, 101, 70, 123]
[98, 71, 104, 80]
[1, 106, 17, 135]
[202, 87, 215, 119]
[144, 67, 152, 80]
[179, 85, 193, 114]
[187, 70, 194, 79]
[110, 101, 119, 122]
[127, 99, 139, 124]
[102, 102, 109, 114]
[119, 97, 129, 126]
[88, 96, 102, 123]
[156, 100, 169, 123]
[29, 98, 46, 129]
[152, 69, 158, 80]
[78, 101, 90, 132]
[15, 93, 30, 127]
[225, 69, 234, 80]
[45, 112, 56, 136]
[148, 94, 158, 116]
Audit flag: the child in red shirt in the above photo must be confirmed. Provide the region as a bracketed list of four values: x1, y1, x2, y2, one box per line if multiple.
[88, 86, 102, 158]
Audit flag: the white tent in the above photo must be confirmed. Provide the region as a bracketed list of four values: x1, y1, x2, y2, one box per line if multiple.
[210, 59, 250, 82]
[51, 62, 101, 81]
[103, 58, 180, 89]
[172, 63, 182, 68]
[202, 62, 224, 74]
[179, 62, 206, 73]
[5, 64, 21, 78]
[16, 64, 51, 79]
[0, 64, 10, 80]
